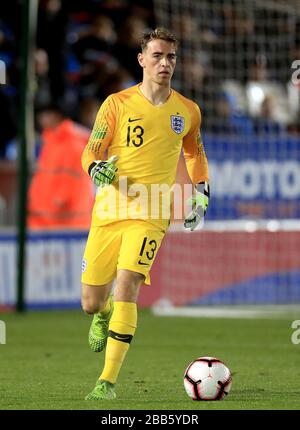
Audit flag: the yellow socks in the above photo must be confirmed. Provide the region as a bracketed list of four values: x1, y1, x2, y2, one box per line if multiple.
[99, 301, 137, 384]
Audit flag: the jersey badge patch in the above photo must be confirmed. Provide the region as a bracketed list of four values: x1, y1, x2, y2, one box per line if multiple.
[170, 115, 185, 134]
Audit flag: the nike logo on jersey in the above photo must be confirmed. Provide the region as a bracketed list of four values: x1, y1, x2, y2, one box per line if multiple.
[138, 259, 149, 266]
[128, 117, 142, 122]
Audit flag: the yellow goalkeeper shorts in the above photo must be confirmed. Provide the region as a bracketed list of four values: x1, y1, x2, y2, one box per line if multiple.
[81, 220, 165, 286]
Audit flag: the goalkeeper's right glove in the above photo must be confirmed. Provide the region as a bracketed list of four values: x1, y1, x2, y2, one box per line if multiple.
[88, 155, 118, 187]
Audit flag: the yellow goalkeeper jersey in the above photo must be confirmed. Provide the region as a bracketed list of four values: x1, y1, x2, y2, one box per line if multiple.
[81, 84, 209, 231]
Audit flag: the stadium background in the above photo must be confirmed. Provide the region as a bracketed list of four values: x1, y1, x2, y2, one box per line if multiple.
[0, 0, 300, 311]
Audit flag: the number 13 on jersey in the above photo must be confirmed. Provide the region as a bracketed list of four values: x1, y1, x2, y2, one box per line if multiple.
[127, 125, 145, 147]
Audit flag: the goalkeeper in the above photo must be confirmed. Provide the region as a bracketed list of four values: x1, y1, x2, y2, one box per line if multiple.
[81, 27, 209, 400]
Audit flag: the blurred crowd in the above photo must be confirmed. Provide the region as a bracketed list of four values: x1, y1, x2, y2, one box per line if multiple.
[168, 1, 300, 137]
[1, 0, 300, 160]
[0, 0, 155, 159]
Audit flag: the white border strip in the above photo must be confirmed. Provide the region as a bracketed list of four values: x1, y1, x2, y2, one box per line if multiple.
[169, 219, 300, 233]
[152, 305, 300, 319]
[1, 220, 300, 235]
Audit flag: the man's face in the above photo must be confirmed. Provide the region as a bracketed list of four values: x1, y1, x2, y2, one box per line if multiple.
[138, 39, 177, 86]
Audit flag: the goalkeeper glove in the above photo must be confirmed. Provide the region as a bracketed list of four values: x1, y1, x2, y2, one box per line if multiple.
[184, 181, 210, 231]
[88, 155, 118, 187]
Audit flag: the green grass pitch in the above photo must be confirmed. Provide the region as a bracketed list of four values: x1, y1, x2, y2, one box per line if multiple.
[0, 308, 299, 410]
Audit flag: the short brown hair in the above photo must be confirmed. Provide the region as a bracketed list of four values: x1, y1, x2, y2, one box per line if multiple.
[140, 27, 178, 51]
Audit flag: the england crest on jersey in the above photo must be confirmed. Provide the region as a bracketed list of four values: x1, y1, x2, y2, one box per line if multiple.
[171, 115, 185, 134]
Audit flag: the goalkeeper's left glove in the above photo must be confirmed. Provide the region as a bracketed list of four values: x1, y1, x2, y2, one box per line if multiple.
[184, 181, 210, 231]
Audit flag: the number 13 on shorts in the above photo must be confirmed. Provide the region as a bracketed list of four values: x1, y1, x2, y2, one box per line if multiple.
[118, 222, 165, 285]
[138, 237, 158, 266]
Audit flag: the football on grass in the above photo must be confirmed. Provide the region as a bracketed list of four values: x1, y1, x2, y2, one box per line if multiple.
[183, 356, 232, 400]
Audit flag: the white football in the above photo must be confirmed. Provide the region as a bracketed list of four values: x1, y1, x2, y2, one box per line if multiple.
[183, 356, 232, 401]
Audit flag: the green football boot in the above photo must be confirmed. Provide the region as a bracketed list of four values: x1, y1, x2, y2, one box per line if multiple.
[88, 295, 114, 352]
[85, 380, 116, 400]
